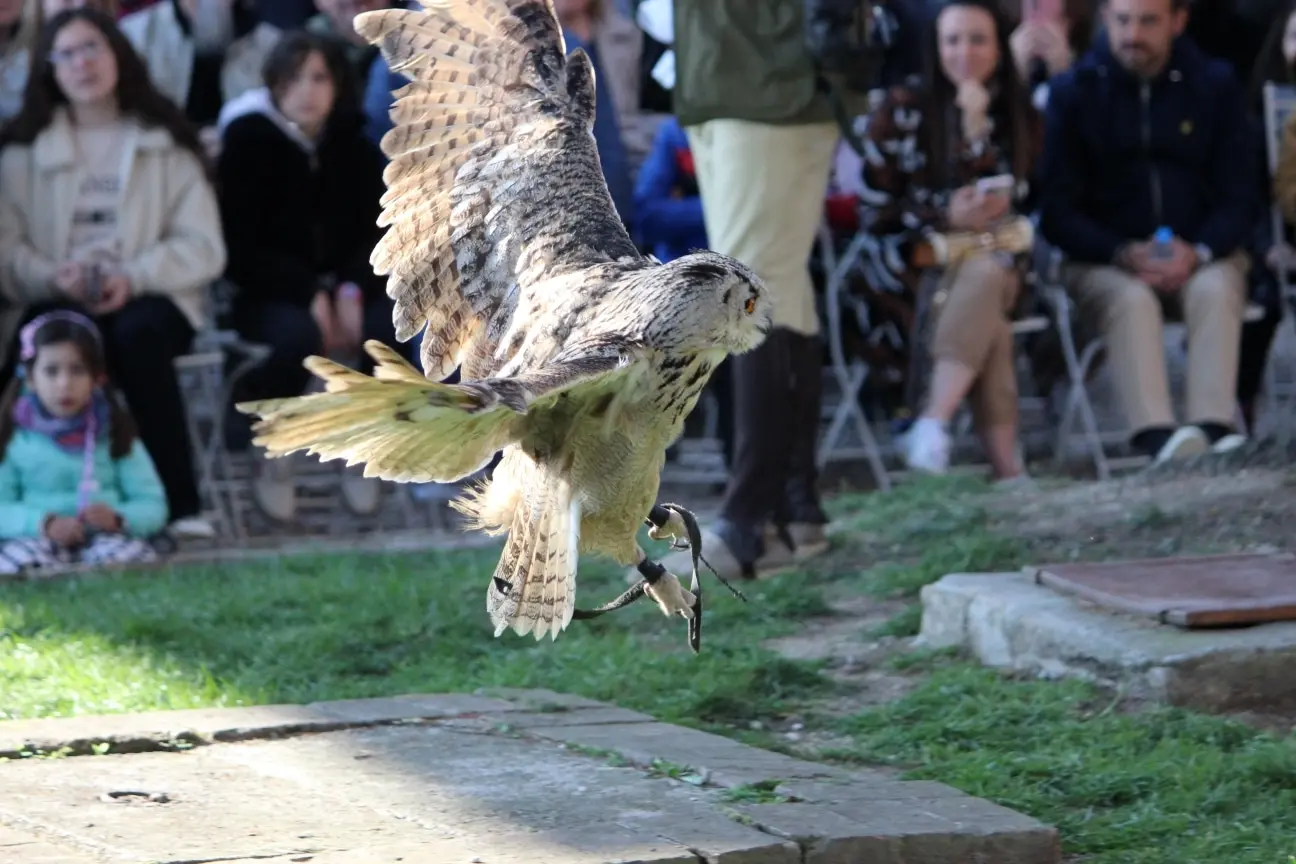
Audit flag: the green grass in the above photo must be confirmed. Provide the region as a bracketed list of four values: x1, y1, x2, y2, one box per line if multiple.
[828, 665, 1296, 864]
[0, 536, 834, 727]
[2, 474, 1294, 862]
[831, 474, 1030, 636]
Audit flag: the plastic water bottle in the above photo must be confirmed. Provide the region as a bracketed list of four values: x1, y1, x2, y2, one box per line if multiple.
[1150, 226, 1174, 260]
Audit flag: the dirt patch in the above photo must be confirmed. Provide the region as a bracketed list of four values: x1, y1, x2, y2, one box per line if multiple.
[763, 456, 1296, 729]
[990, 465, 1296, 561]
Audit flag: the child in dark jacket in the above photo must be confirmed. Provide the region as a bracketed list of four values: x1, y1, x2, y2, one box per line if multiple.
[0, 311, 166, 573]
[216, 30, 399, 521]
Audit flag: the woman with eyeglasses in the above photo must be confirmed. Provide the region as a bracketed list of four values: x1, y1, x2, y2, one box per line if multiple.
[0, 8, 227, 539]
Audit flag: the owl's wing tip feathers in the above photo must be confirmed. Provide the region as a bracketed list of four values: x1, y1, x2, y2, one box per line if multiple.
[234, 350, 523, 483]
[355, 0, 638, 381]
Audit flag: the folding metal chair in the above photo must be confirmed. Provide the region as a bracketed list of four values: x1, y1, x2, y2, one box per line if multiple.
[1040, 243, 1269, 479]
[815, 221, 894, 490]
[174, 326, 272, 542]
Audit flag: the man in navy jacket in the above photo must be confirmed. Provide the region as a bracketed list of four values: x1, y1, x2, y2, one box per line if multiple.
[1038, 0, 1258, 464]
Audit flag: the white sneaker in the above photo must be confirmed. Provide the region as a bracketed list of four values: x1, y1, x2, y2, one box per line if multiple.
[1211, 432, 1248, 454]
[904, 417, 951, 474]
[253, 455, 297, 521]
[169, 515, 217, 539]
[1153, 426, 1209, 465]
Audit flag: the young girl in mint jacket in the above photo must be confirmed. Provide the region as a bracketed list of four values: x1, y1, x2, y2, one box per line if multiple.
[0, 310, 166, 572]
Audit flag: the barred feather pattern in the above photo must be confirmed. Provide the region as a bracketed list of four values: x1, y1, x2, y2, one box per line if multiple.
[483, 466, 581, 641]
[238, 0, 775, 645]
[354, 0, 640, 382]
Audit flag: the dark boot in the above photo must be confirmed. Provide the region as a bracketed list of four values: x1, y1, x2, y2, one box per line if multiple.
[783, 331, 830, 524]
[715, 327, 794, 571]
[768, 331, 831, 559]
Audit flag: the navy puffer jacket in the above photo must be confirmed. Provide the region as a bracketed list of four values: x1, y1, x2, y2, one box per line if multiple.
[1038, 33, 1259, 264]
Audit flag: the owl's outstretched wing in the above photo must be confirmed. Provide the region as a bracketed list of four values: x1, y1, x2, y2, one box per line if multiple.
[355, 0, 641, 381]
[237, 340, 642, 484]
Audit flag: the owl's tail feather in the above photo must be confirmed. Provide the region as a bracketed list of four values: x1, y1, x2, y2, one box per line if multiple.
[234, 341, 523, 484]
[486, 476, 581, 642]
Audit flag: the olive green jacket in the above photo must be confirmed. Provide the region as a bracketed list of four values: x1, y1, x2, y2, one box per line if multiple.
[671, 0, 869, 128]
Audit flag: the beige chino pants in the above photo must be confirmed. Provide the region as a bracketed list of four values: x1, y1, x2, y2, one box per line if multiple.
[684, 119, 840, 336]
[1063, 253, 1249, 431]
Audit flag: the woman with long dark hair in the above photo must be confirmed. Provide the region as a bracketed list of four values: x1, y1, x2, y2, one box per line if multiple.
[0, 7, 227, 538]
[856, 0, 1041, 481]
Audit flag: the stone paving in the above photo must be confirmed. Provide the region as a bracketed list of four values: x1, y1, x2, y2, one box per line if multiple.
[0, 689, 1060, 864]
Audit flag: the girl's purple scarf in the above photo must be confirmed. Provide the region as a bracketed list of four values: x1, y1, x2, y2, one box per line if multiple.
[12, 389, 111, 454]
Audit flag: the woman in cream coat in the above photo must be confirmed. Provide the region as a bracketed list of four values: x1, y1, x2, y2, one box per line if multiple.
[0, 8, 227, 537]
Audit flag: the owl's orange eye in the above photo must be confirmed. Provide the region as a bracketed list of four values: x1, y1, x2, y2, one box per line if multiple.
[743, 297, 756, 315]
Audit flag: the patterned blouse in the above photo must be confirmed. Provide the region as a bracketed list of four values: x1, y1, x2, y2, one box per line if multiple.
[851, 79, 1034, 295]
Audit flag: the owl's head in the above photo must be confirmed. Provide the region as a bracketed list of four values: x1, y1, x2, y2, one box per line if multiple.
[656, 251, 773, 355]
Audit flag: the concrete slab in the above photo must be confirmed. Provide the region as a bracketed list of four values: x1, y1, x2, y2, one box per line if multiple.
[919, 571, 1296, 712]
[0, 690, 1060, 864]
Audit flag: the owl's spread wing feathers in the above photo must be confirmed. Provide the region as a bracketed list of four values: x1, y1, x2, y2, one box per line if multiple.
[236, 340, 639, 484]
[355, 0, 640, 381]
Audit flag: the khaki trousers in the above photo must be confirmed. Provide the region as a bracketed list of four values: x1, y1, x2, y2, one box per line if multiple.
[931, 254, 1021, 429]
[1063, 253, 1249, 431]
[684, 119, 839, 336]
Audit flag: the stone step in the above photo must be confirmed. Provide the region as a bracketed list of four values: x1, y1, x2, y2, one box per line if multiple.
[918, 570, 1296, 712]
[0, 690, 1059, 864]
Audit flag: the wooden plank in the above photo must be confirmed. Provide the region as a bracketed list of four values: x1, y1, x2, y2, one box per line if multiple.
[1033, 553, 1296, 629]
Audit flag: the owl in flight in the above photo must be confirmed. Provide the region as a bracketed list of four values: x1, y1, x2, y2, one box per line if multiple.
[236, 0, 773, 651]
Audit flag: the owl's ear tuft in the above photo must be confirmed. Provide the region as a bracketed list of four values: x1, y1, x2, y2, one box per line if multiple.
[676, 259, 731, 283]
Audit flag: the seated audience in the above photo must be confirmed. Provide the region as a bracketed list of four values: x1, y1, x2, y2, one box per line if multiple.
[217, 30, 396, 521]
[0, 0, 37, 120]
[116, 0, 154, 16]
[1039, 0, 1257, 464]
[1008, 0, 1094, 107]
[1237, 0, 1296, 432]
[253, 0, 313, 29]
[1185, 0, 1271, 81]
[307, 0, 387, 106]
[0, 310, 166, 572]
[39, 0, 118, 20]
[118, 0, 280, 150]
[857, 0, 1039, 482]
[632, 115, 706, 263]
[0, 8, 227, 536]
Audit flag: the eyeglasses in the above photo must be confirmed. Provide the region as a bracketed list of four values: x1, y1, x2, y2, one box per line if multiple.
[49, 40, 104, 66]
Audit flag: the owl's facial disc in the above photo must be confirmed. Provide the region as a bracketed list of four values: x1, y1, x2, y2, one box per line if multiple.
[726, 277, 773, 354]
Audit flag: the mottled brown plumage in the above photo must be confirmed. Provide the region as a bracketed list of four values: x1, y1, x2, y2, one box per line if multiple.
[236, 0, 772, 644]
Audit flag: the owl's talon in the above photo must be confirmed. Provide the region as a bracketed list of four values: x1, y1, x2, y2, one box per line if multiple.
[642, 566, 695, 619]
[646, 505, 689, 544]
[576, 502, 739, 654]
